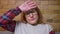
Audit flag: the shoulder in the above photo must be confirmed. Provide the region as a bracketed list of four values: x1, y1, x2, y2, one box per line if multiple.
[38, 23, 52, 26]
[45, 24, 53, 29]
[44, 24, 53, 29]
[15, 21, 25, 25]
[45, 24, 52, 27]
[45, 24, 53, 32]
[39, 24, 53, 31]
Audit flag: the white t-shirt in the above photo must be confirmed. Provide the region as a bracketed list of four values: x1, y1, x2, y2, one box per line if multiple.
[14, 22, 53, 34]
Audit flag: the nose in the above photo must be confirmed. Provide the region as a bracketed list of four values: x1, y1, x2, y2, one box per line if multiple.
[29, 13, 34, 18]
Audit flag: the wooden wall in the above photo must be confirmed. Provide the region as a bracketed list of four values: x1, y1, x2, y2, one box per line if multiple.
[0, 0, 60, 32]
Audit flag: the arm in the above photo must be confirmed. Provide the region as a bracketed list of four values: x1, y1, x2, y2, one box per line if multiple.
[0, 0, 37, 32]
[0, 7, 22, 32]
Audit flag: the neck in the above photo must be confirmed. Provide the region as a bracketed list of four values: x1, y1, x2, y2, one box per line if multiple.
[28, 22, 39, 26]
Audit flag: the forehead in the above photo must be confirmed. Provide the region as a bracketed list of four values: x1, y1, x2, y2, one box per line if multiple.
[25, 9, 37, 15]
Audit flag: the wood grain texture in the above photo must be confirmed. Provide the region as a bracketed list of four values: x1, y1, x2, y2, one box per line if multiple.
[0, 0, 60, 32]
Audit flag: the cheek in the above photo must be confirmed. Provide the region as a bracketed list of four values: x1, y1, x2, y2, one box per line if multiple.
[27, 14, 38, 18]
[33, 13, 38, 18]
[26, 16, 38, 21]
[25, 16, 29, 21]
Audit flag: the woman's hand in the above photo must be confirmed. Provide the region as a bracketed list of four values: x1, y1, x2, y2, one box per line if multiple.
[19, 0, 37, 13]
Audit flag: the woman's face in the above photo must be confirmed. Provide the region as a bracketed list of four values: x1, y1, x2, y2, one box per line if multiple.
[25, 10, 38, 25]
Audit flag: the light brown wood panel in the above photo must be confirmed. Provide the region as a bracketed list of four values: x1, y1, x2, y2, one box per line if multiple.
[0, 0, 60, 32]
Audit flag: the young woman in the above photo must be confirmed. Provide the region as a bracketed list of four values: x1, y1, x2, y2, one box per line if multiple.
[0, 0, 55, 34]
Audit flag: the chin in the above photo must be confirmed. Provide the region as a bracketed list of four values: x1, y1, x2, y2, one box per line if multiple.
[30, 23, 38, 26]
[29, 21, 37, 25]
[28, 20, 38, 25]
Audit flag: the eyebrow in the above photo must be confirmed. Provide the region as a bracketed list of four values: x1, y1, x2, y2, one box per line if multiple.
[25, 10, 35, 15]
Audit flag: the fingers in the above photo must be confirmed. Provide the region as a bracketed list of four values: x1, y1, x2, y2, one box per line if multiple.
[25, 0, 36, 5]
[28, 1, 37, 8]
[19, 0, 37, 12]
[26, 1, 37, 10]
[26, 1, 37, 7]
[28, 1, 36, 5]
[29, 3, 37, 7]
[30, 5, 37, 9]
[25, 0, 31, 4]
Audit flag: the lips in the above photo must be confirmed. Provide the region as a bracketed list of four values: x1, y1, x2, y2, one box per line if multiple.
[29, 18, 35, 21]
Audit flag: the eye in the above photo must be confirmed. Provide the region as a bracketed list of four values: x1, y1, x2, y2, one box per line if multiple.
[25, 10, 35, 15]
